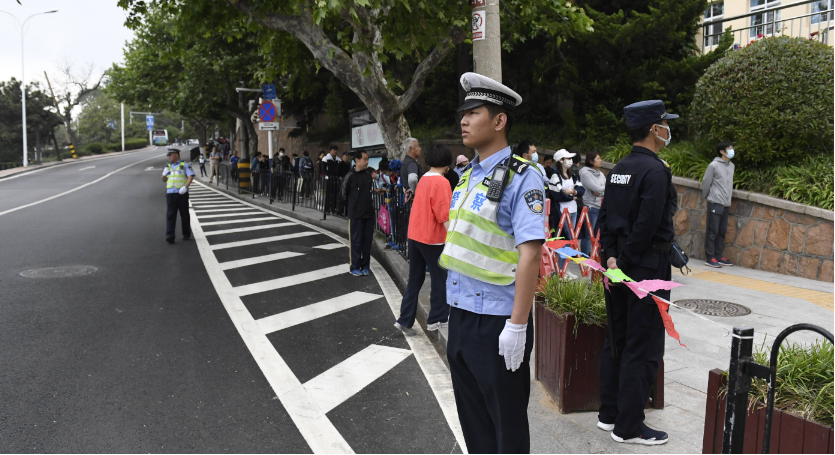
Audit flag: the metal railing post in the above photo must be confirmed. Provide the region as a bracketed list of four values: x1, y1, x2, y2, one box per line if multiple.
[722, 327, 754, 454]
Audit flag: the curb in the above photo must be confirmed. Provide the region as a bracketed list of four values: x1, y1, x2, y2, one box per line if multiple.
[194, 177, 453, 358]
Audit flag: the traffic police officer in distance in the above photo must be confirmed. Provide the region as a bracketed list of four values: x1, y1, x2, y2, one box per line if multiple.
[596, 100, 678, 446]
[440, 72, 546, 453]
[161, 148, 194, 244]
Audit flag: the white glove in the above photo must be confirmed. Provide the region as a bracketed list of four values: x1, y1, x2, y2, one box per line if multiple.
[179, 186, 188, 195]
[498, 320, 527, 372]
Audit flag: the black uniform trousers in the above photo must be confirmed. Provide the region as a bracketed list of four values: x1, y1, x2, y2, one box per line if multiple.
[705, 202, 730, 259]
[598, 256, 669, 440]
[348, 217, 374, 271]
[166, 193, 191, 239]
[447, 307, 534, 454]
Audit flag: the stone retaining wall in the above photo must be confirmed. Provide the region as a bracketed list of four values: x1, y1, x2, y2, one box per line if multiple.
[672, 177, 834, 282]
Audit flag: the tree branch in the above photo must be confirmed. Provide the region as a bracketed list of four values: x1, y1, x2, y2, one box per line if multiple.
[396, 25, 465, 113]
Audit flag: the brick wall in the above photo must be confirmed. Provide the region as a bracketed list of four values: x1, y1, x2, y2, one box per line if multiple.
[672, 178, 834, 282]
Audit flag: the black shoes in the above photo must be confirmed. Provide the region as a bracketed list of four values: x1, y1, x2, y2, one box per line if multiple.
[611, 424, 669, 445]
[166, 236, 175, 244]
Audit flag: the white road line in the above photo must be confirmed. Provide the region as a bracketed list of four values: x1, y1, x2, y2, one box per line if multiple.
[199, 216, 279, 226]
[78, 166, 96, 171]
[0, 147, 158, 183]
[204, 223, 296, 237]
[189, 197, 228, 201]
[371, 260, 468, 453]
[219, 251, 305, 270]
[211, 231, 320, 251]
[303, 345, 412, 414]
[188, 203, 244, 208]
[256, 292, 382, 334]
[192, 207, 255, 214]
[0, 153, 161, 218]
[234, 264, 347, 297]
[313, 243, 347, 250]
[196, 211, 264, 219]
[188, 212, 354, 454]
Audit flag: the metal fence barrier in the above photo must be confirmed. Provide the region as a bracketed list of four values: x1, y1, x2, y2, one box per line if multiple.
[204, 163, 412, 262]
[722, 324, 834, 454]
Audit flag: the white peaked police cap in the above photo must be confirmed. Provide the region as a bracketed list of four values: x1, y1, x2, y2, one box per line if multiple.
[458, 72, 523, 112]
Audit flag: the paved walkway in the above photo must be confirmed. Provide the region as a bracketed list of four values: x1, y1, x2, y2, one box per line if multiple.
[193, 171, 833, 453]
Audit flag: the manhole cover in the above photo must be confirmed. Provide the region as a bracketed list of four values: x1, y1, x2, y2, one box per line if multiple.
[675, 299, 751, 317]
[20, 265, 98, 278]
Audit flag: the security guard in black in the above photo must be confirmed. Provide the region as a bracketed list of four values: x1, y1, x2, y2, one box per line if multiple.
[595, 99, 677, 446]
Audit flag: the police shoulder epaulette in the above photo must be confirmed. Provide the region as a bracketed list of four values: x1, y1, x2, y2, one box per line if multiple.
[508, 156, 529, 175]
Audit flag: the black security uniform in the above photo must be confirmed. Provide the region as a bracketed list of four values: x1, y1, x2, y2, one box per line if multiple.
[596, 143, 676, 439]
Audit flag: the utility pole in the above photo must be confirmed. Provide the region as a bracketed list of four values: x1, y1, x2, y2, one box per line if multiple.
[121, 103, 125, 152]
[471, 0, 501, 81]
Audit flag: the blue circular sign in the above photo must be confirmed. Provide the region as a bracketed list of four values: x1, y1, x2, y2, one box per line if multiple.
[259, 102, 276, 123]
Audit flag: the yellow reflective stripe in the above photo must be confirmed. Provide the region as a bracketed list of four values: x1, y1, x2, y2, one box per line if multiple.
[439, 254, 515, 286]
[456, 210, 512, 238]
[447, 232, 518, 264]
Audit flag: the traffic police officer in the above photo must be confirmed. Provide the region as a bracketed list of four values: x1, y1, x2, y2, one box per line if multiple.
[440, 73, 546, 453]
[161, 148, 195, 244]
[596, 100, 677, 446]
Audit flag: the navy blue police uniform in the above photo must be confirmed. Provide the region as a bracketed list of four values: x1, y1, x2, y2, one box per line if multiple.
[595, 100, 677, 443]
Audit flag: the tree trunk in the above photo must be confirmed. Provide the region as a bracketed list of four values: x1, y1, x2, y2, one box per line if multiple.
[244, 118, 259, 159]
[376, 113, 411, 160]
[51, 130, 61, 161]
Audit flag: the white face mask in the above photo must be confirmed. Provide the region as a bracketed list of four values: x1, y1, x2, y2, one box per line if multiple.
[725, 148, 735, 159]
[530, 152, 539, 163]
[653, 124, 671, 147]
[279, 153, 284, 157]
[563, 159, 572, 169]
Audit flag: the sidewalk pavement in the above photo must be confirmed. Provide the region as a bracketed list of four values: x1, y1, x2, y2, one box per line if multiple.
[0, 146, 156, 180]
[192, 172, 834, 453]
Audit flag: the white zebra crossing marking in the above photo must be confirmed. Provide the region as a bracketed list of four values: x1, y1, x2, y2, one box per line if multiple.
[199, 216, 279, 226]
[233, 264, 347, 297]
[210, 231, 320, 251]
[204, 222, 296, 237]
[256, 291, 381, 334]
[302, 344, 412, 413]
[312, 243, 347, 250]
[192, 207, 255, 214]
[218, 251, 305, 270]
[196, 211, 264, 219]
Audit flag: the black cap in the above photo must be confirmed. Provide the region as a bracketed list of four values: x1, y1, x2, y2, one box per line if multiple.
[624, 100, 680, 128]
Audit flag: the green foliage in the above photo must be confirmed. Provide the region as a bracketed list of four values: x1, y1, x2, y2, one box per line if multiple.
[692, 37, 835, 166]
[0, 78, 63, 163]
[537, 276, 606, 335]
[86, 143, 104, 155]
[770, 156, 834, 211]
[726, 339, 834, 427]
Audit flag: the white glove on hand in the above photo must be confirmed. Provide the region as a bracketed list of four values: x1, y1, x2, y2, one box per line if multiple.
[179, 186, 188, 195]
[498, 320, 527, 372]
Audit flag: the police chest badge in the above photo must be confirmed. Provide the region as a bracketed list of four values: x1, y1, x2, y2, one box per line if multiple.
[523, 189, 544, 214]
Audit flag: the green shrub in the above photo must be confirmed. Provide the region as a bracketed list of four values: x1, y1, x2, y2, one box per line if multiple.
[691, 37, 834, 166]
[86, 143, 104, 155]
[102, 138, 149, 152]
[726, 339, 834, 427]
[537, 276, 606, 336]
[604, 139, 714, 181]
[770, 155, 834, 210]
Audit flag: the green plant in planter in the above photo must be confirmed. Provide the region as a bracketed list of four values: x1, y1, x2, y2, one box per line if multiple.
[537, 276, 606, 336]
[722, 339, 834, 427]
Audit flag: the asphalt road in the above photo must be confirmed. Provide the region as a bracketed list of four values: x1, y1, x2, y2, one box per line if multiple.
[0, 148, 461, 453]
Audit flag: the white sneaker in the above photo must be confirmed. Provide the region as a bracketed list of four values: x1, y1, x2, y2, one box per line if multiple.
[597, 421, 614, 432]
[426, 321, 449, 331]
[565, 271, 579, 280]
[394, 322, 416, 336]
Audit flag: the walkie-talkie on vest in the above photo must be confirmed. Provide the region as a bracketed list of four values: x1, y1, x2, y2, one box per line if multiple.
[486, 164, 509, 202]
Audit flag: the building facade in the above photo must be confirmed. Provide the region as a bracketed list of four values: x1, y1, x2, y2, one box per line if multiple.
[699, 0, 833, 52]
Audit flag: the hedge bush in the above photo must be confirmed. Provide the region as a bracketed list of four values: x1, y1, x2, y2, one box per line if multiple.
[691, 36, 834, 166]
[86, 143, 104, 155]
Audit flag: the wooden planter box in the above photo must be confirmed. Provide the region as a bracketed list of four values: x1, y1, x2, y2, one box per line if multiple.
[702, 368, 834, 453]
[534, 299, 664, 413]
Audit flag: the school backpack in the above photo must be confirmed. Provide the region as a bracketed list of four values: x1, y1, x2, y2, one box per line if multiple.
[300, 157, 313, 174]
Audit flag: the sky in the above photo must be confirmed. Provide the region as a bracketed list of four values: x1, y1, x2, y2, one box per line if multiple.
[0, 0, 135, 88]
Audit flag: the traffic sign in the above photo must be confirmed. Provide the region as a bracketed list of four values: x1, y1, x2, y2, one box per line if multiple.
[262, 84, 276, 100]
[259, 101, 277, 123]
[146, 115, 154, 131]
[259, 122, 279, 131]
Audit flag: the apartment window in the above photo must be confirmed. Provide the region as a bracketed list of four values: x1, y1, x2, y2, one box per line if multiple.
[812, 0, 833, 24]
[704, 2, 724, 46]
[750, 0, 781, 37]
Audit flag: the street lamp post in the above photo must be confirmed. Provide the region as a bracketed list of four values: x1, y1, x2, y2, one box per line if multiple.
[0, 9, 58, 168]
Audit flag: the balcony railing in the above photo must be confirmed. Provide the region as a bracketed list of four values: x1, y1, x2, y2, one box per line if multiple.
[701, 0, 833, 52]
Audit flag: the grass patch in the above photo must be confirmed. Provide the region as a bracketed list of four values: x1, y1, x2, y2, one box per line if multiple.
[537, 276, 606, 336]
[723, 339, 834, 427]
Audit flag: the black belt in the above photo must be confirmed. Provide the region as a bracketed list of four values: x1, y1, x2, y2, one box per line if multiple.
[617, 236, 672, 253]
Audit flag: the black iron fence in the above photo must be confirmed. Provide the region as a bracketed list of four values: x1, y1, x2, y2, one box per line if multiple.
[722, 324, 834, 454]
[207, 162, 413, 262]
